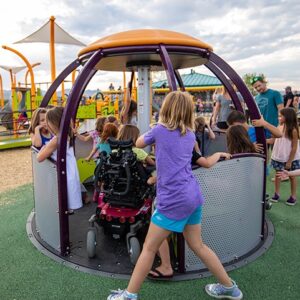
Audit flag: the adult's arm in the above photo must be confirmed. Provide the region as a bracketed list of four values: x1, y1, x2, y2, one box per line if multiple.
[212, 101, 221, 125]
[284, 92, 294, 108]
[275, 90, 284, 111]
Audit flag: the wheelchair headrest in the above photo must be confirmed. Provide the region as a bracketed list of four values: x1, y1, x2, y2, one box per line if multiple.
[108, 138, 133, 150]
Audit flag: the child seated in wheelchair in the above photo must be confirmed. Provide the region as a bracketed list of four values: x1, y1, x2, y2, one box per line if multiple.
[117, 124, 156, 172]
[93, 124, 156, 209]
[91, 126, 156, 246]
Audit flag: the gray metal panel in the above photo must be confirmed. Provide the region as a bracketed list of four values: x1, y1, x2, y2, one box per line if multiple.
[205, 131, 227, 156]
[32, 151, 60, 251]
[74, 136, 93, 159]
[186, 156, 264, 271]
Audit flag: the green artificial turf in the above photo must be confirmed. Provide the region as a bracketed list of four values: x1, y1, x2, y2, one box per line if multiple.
[0, 173, 300, 299]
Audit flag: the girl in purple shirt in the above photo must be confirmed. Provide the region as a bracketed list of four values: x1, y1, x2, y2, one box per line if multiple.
[107, 91, 243, 300]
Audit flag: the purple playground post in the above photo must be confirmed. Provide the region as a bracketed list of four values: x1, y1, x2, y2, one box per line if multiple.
[209, 52, 267, 239]
[56, 49, 104, 255]
[205, 61, 243, 112]
[40, 59, 82, 108]
[174, 70, 185, 91]
[159, 44, 177, 91]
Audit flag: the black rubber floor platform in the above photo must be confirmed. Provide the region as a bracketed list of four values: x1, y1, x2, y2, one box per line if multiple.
[27, 204, 275, 281]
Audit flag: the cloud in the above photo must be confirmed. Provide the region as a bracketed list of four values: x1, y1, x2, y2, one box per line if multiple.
[0, 0, 299, 91]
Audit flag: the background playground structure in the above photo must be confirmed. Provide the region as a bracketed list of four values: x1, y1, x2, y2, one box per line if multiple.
[0, 16, 223, 150]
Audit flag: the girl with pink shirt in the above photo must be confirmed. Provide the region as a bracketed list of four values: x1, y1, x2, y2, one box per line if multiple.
[271, 108, 300, 205]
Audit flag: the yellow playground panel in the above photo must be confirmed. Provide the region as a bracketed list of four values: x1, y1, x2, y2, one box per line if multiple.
[76, 89, 133, 119]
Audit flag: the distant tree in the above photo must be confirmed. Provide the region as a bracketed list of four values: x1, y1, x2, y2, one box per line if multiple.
[243, 73, 266, 96]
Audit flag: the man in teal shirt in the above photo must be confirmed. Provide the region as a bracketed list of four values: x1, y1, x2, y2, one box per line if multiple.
[251, 76, 283, 138]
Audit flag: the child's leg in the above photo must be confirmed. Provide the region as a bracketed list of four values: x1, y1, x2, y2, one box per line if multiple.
[149, 239, 173, 276]
[290, 176, 297, 198]
[183, 223, 232, 287]
[127, 222, 170, 293]
[274, 173, 281, 195]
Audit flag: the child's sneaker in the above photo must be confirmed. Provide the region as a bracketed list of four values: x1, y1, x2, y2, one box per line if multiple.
[271, 193, 280, 203]
[107, 289, 138, 300]
[286, 196, 297, 206]
[205, 280, 243, 299]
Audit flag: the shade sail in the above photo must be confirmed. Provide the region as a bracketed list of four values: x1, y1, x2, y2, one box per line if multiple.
[14, 19, 85, 46]
[0, 65, 27, 73]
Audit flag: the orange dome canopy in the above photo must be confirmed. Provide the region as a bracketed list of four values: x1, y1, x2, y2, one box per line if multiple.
[78, 29, 213, 56]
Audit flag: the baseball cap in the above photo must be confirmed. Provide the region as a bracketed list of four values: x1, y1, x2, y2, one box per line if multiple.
[250, 76, 264, 85]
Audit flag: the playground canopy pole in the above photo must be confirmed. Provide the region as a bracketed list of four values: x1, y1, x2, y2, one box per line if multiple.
[71, 70, 77, 85]
[25, 63, 41, 86]
[0, 74, 4, 108]
[2, 45, 36, 111]
[50, 16, 57, 104]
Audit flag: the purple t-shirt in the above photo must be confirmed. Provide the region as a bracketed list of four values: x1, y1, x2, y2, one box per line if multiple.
[144, 124, 204, 220]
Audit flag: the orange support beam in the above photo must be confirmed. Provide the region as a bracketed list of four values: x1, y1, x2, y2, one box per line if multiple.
[2, 45, 36, 111]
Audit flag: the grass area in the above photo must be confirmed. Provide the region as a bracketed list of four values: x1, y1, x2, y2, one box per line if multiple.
[1, 173, 300, 300]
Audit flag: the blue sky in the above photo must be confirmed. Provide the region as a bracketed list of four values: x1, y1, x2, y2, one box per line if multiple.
[0, 0, 299, 92]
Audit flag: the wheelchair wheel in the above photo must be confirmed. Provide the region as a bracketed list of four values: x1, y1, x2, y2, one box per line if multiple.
[87, 229, 97, 258]
[128, 237, 140, 265]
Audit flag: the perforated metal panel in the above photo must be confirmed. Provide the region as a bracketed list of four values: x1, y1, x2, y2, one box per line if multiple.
[32, 151, 60, 251]
[185, 156, 264, 271]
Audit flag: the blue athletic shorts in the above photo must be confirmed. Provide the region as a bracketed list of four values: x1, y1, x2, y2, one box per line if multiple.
[151, 206, 202, 233]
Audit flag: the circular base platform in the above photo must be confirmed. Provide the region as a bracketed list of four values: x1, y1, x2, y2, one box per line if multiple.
[27, 207, 274, 281]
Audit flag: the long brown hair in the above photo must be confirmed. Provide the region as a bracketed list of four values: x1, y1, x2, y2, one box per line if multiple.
[46, 107, 74, 146]
[28, 108, 47, 134]
[226, 125, 256, 154]
[117, 124, 140, 145]
[120, 100, 137, 124]
[195, 116, 206, 133]
[159, 91, 194, 135]
[95, 117, 107, 134]
[101, 123, 119, 142]
[280, 108, 299, 140]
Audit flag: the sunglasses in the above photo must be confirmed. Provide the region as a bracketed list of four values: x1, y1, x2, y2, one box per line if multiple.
[250, 76, 264, 85]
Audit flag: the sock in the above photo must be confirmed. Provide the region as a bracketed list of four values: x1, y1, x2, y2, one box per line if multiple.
[124, 290, 138, 299]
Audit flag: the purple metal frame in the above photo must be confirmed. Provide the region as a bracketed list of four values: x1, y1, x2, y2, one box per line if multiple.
[43, 43, 266, 262]
[205, 61, 243, 112]
[174, 70, 185, 91]
[159, 45, 177, 91]
[40, 59, 81, 108]
[207, 53, 267, 238]
[56, 50, 103, 255]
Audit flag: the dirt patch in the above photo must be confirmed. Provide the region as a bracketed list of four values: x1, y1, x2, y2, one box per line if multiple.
[0, 147, 32, 193]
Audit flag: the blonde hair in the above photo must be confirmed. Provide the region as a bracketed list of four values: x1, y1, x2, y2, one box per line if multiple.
[118, 124, 140, 145]
[222, 81, 237, 96]
[214, 87, 223, 95]
[158, 91, 194, 135]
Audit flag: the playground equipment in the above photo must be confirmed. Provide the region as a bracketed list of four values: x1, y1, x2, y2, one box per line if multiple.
[28, 29, 273, 279]
[0, 16, 85, 149]
[87, 139, 155, 263]
[0, 64, 35, 149]
[14, 16, 85, 104]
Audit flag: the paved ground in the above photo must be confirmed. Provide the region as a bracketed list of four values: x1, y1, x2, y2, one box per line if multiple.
[0, 147, 32, 193]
